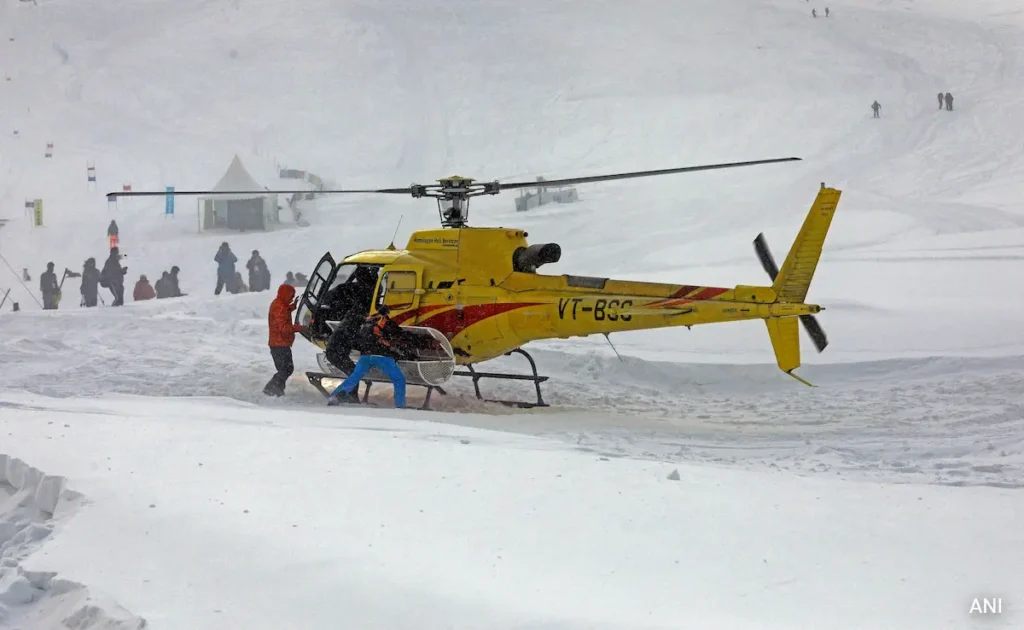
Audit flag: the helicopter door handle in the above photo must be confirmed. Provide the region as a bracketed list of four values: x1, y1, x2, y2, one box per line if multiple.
[414, 289, 426, 295]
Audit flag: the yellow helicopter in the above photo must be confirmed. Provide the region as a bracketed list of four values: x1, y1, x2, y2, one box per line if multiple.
[108, 157, 840, 408]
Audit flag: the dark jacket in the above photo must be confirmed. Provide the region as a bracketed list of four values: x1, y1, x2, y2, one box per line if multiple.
[101, 253, 126, 288]
[81, 262, 100, 297]
[155, 272, 170, 298]
[246, 254, 270, 292]
[40, 271, 59, 296]
[167, 271, 183, 297]
[215, 247, 237, 279]
[354, 312, 414, 359]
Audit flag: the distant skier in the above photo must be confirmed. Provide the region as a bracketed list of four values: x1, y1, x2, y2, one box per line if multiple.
[294, 272, 308, 286]
[214, 242, 238, 295]
[871, 100, 881, 118]
[133, 275, 156, 301]
[80, 258, 100, 307]
[100, 247, 127, 306]
[107, 220, 119, 249]
[263, 283, 308, 397]
[154, 271, 170, 299]
[22, 268, 30, 282]
[285, 271, 297, 286]
[811, 8, 816, 17]
[944, 92, 953, 111]
[937, 92, 944, 109]
[246, 250, 270, 292]
[40, 262, 59, 309]
[234, 271, 249, 293]
[824, 7, 829, 16]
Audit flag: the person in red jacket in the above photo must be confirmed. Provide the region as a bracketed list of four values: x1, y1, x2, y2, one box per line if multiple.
[263, 283, 308, 396]
[133, 275, 156, 301]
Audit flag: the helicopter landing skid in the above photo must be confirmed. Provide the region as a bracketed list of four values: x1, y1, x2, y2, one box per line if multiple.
[452, 348, 550, 409]
[305, 371, 447, 411]
[305, 348, 549, 410]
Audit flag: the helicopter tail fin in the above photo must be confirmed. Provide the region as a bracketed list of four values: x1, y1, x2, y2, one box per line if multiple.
[765, 316, 813, 386]
[753, 186, 841, 386]
[770, 187, 841, 304]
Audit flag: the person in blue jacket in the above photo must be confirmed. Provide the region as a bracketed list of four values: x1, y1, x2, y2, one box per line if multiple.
[327, 305, 416, 408]
[214, 242, 238, 295]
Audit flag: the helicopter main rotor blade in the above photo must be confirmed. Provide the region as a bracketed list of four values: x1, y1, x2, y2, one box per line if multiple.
[106, 187, 413, 200]
[496, 157, 802, 191]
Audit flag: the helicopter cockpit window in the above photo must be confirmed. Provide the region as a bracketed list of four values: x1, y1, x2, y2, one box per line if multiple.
[326, 264, 356, 293]
[318, 264, 380, 321]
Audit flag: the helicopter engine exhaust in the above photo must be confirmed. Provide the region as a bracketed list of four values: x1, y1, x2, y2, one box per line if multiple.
[513, 243, 561, 273]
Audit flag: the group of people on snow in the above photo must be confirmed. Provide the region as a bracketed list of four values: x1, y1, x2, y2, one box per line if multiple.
[870, 92, 954, 118]
[264, 265, 422, 409]
[37, 249, 183, 309]
[214, 242, 285, 295]
[34, 235, 291, 309]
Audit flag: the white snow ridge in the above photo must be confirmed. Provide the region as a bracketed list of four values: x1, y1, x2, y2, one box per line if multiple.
[1, 0, 1023, 627]
[0, 455, 145, 629]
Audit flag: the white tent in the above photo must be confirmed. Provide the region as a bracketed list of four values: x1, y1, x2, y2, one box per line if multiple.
[198, 155, 279, 232]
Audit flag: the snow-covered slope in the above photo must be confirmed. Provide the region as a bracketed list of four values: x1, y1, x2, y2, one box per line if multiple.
[3, 395, 1022, 630]
[1, 0, 1023, 627]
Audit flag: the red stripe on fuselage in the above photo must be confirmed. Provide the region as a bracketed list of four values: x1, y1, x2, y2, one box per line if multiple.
[416, 302, 545, 337]
[391, 303, 451, 325]
[671, 285, 701, 298]
[689, 287, 729, 300]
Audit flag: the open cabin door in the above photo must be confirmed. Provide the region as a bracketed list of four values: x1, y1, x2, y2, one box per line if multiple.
[295, 252, 337, 341]
[372, 266, 423, 319]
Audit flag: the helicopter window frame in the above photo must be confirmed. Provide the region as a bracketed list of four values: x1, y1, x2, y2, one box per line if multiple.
[374, 269, 419, 312]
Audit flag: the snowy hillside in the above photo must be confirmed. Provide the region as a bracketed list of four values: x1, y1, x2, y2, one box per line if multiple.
[1, 0, 1023, 627]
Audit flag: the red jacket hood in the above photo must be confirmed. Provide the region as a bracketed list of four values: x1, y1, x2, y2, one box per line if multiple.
[276, 284, 296, 302]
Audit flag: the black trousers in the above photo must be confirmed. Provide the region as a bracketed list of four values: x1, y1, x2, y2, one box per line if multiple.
[109, 284, 124, 306]
[265, 347, 294, 394]
[325, 326, 357, 374]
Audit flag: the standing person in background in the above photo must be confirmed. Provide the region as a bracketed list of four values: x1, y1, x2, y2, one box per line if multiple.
[80, 258, 100, 307]
[246, 249, 270, 292]
[214, 242, 237, 295]
[107, 220, 119, 249]
[40, 262, 59, 309]
[100, 247, 127, 306]
[263, 283, 308, 397]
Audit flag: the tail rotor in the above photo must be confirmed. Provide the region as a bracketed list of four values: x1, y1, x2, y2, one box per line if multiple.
[753, 233, 829, 352]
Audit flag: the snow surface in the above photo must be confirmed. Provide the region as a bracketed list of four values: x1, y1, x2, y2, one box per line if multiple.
[1, 0, 1023, 627]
